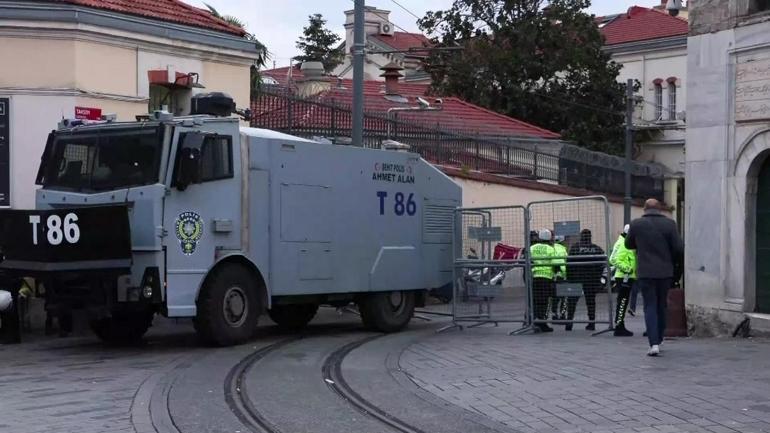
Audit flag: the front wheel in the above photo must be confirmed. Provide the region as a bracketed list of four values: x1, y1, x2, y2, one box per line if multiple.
[268, 304, 318, 331]
[358, 291, 415, 333]
[91, 310, 154, 344]
[195, 264, 261, 346]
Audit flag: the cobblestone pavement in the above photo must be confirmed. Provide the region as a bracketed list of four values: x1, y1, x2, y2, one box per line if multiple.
[400, 323, 770, 433]
[0, 319, 200, 433]
[5, 308, 770, 433]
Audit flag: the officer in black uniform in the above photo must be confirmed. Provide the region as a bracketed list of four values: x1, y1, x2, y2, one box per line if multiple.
[566, 229, 606, 331]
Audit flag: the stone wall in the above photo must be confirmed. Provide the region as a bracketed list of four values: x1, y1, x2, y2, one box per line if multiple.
[688, 0, 770, 36]
[686, 304, 745, 336]
[686, 3, 770, 336]
[690, 0, 737, 36]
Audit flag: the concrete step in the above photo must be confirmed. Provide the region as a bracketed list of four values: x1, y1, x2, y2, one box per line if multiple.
[746, 313, 770, 337]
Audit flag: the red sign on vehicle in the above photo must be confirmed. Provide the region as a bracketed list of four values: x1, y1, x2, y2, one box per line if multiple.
[74, 106, 102, 120]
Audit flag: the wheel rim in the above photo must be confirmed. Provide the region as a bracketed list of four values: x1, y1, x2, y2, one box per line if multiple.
[222, 286, 248, 327]
[388, 291, 406, 315]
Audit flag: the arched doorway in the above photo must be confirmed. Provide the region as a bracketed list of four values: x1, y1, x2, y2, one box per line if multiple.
[756, 157, 770, 313]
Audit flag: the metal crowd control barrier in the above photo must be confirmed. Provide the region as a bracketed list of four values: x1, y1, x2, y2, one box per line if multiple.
[439, 206, 530, 332]
[522, 196, 614, 335]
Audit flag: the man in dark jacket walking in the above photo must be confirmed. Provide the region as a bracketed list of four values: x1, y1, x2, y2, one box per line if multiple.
[625, 198, 684, 356]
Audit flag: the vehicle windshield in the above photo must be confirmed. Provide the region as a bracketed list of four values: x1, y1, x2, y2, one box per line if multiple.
[40, 126, 164, 192]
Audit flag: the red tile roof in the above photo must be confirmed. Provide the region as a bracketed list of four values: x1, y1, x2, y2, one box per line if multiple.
[259, 67, 560, 140]
[600, 6, 688, 46]
[52, 0, 247, 36]
[263, 66, 432, 95]
[369, 32, 432, 52]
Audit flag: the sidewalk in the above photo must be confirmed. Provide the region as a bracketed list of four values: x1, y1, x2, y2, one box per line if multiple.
[399, 321, 770, 433]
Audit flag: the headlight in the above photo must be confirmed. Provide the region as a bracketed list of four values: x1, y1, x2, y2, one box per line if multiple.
[0, 290, 13, 312]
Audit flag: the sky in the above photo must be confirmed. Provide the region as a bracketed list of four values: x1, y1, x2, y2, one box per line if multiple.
[188, 0, 668, 68]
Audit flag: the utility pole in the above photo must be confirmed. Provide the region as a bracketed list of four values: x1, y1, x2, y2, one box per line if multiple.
[352, 0, 365, 147]
[624, 78, 634, 225]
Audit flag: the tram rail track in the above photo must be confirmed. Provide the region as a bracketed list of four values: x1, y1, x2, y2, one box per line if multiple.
[224, 338, 300, 433]
[223, 332, 430, 433]
[321, 335, 430, 433]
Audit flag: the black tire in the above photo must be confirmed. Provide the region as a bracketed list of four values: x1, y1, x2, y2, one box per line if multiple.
[267, 304, 318, 331]
[195, 264, 261, 346]
[90, 310, 154, 344]
[358, 291, 415, 333]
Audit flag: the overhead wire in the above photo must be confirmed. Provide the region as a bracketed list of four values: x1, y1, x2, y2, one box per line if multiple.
[526, 90, 625, 116]
[388, 0, 422, 21]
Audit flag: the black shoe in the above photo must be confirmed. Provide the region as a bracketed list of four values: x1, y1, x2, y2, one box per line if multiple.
[565, 324, 573, 331]
[585, 323, 595, 331]
[614, 327, 634, 337]
[537, 324, 554, 333]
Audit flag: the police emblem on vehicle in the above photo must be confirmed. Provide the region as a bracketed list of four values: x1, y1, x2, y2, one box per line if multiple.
[175, 211, 203, 255]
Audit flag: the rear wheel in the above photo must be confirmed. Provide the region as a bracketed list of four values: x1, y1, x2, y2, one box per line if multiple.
[195, 264, 261, 346]
[91, 310, 154, 344]
[358, 291, 415, 332]
[267, 304, 318, 331]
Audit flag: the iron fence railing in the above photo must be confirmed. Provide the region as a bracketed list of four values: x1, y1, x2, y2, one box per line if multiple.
[250, 87, 663, 200]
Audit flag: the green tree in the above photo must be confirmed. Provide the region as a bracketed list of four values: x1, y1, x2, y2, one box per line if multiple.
[419, 0, 629, 154]
[294, 14, 344, 73]
[205, 3, 268, 97]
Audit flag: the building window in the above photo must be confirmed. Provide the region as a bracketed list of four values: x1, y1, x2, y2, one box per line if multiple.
[668, 82, 677, 120]
[750, 0, 770, 13]
[654, 82, 663, 120]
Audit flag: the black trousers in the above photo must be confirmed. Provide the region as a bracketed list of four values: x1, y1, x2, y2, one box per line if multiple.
[564, 281, 602, 322]
[533, 278, 555, 321]
[550, 294, 564, 317]
[614, 279, 635, 329]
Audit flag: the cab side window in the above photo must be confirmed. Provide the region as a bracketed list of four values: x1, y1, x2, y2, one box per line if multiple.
[200, 135, 233, 181]
[172, 133, 233, 188]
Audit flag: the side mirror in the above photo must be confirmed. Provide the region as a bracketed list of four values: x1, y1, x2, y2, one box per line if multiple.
[174, 132, 205, 190]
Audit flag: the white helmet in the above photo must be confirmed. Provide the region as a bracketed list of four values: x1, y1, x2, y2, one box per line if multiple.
[538, 228, 552, 241]
[623, 224, 630, 235]
[0, 290, 12, 312]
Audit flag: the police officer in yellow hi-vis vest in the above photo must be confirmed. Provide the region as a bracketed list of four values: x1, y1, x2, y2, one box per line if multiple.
[531, 229, 557, 333]
[550, 235, 568, 321]
[610, 225, 636, 337]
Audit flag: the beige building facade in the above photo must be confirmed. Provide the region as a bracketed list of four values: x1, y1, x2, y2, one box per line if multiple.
[600, 5, 689, 223]
[0, 0, 258, 209]
[686, 0, 770, 334]
[332, 6, 431, 84]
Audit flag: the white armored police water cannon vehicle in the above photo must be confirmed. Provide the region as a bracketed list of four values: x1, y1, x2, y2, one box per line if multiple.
[0, 93, 461, 346]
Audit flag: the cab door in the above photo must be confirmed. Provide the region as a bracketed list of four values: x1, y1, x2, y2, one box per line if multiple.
[162, 126, 241, 317]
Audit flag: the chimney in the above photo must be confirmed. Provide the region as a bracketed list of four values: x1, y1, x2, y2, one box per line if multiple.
[296, 61, 331, 97]
[380, 62, 404, 96]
